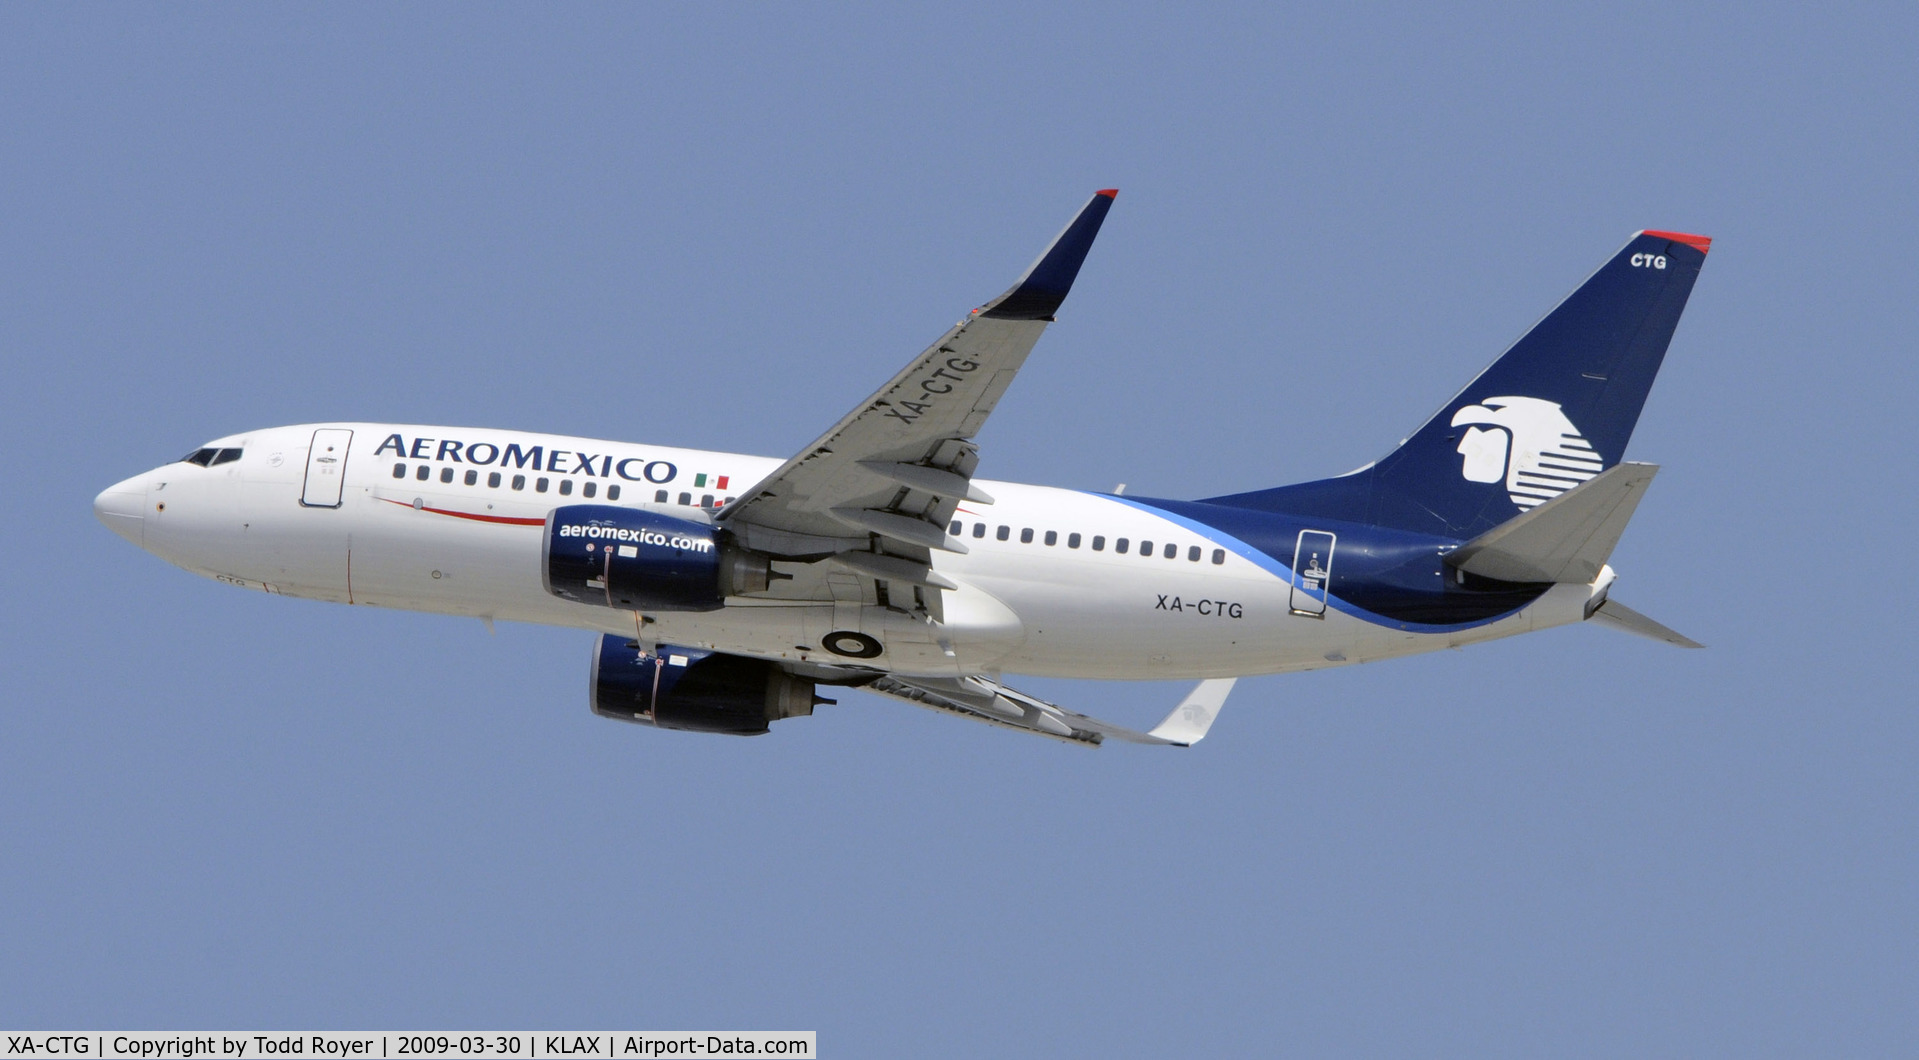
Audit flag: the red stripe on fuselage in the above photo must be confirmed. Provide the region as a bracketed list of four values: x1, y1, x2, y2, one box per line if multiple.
[381, 498, 546, 525]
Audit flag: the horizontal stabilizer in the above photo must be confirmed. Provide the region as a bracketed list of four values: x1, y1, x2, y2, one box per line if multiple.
[1589, 598, 1703, 648]
[1446, 462, 1658, 584]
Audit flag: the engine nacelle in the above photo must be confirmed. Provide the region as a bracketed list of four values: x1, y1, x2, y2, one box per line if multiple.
[589, 635, 819, 736]
[543, 504, 772, 611]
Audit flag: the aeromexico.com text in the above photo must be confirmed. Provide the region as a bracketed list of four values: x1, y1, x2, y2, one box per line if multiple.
[558, 523, 714, 552]
[371, 435, 679, 483]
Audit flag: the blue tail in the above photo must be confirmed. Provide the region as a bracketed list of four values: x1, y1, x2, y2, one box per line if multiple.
[1208, 230, 1711, 538]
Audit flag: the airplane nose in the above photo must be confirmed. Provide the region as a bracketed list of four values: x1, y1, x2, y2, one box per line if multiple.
[94, 475, 147, 547]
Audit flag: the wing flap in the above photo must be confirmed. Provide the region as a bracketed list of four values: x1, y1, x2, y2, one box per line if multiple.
[829, 506, 970, 553]
[859, 460, 996, 504]
[826, 550, 959, 591]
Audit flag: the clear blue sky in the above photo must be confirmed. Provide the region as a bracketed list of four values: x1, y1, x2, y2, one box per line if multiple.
[5, 5, 1916, 1055]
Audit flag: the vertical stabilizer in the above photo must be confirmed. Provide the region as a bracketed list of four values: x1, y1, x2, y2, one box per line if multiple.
[1209, 231, 1709, 538]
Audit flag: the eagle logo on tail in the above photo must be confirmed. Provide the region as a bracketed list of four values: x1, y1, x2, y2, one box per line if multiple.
[1451, 396, 1603, 510]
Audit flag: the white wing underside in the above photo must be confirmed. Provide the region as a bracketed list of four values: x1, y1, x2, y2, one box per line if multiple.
[859, 673, 1236, 747]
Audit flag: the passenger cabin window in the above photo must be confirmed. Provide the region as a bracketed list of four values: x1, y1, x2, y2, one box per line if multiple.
[1044, 530, 1057, 546]
[1212, 548, 1226, 564]
[996, 525, 1010, 541]
[559, 479, 573, 496]
[465, 470, 478, 486]
[416, 465, 430, 481]
[656, 490, 670, 503]
[535, 477, 549, 493]
[678, 492, 692, 505]
[701, 494, 714, 507]
[1164, 543, 1177, 559]
[1091, 535, 1105, 551]
[606, 484, 620, 500]
[950, 520, 962, 535]
[440, 467, 454, 483]
[1115, 538, 1129, 554]
[1020, 528, 1034, 543]
[488, 472, 502, 488]
[1138, 540, 1153, 557]
[973, 523, 986, 538]
[1068, 533, 1081, 549]
[392, 463, 406, 478]
[511, 474, 526, 490]
[1188, 545, 1201, 562]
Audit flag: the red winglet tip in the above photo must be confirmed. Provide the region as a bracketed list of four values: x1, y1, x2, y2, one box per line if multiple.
[1095, 188, 1118, 198]
[1644, 229, 1712, 254]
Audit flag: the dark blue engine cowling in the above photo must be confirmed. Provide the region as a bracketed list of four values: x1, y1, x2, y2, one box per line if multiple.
[589, 635, 818, 736]
[544, 504, 770, 612]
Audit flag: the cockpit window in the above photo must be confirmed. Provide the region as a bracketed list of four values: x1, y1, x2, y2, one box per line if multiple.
[180, 446, 242, 467]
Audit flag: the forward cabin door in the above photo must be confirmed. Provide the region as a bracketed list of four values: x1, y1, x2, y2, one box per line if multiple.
[1290, 530, 1336, 617]
[300, 428, 353, 508]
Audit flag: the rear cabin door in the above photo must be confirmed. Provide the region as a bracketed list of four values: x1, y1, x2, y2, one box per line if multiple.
[300, 428, 353, 508]
[1290, 530, 1336, 617]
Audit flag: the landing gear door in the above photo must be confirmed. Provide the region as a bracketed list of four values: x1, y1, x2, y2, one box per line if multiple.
[301, 428, 353, 508]
[1290, 530, 1336, 617]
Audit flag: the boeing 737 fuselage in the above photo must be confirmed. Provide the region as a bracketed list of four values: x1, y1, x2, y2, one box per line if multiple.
[96, 192, 1710, 746]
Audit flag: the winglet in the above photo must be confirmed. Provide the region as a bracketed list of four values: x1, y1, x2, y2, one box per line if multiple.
[979, 189, 1118, 320]
[1147, 678, 1236, 745]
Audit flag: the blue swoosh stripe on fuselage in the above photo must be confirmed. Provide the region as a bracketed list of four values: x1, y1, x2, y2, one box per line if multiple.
[1098, 493, 1542, 634]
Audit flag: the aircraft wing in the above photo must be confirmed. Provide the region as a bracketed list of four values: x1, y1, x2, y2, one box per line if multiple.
[718, 190, 1118, 581]
[858, 672, 1235, 747]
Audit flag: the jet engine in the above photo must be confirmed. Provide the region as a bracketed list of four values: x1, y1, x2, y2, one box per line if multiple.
[589, 635, 821, 736]
[544, 504, 773, 611]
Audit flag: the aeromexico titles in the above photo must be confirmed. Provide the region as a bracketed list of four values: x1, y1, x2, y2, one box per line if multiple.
[96, 190, 1711, 746]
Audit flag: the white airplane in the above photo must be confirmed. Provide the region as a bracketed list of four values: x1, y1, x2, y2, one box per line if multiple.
[95, 191, 1710, 747]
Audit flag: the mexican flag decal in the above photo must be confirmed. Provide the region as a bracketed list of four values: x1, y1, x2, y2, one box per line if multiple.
[693, 473, 730, 490]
